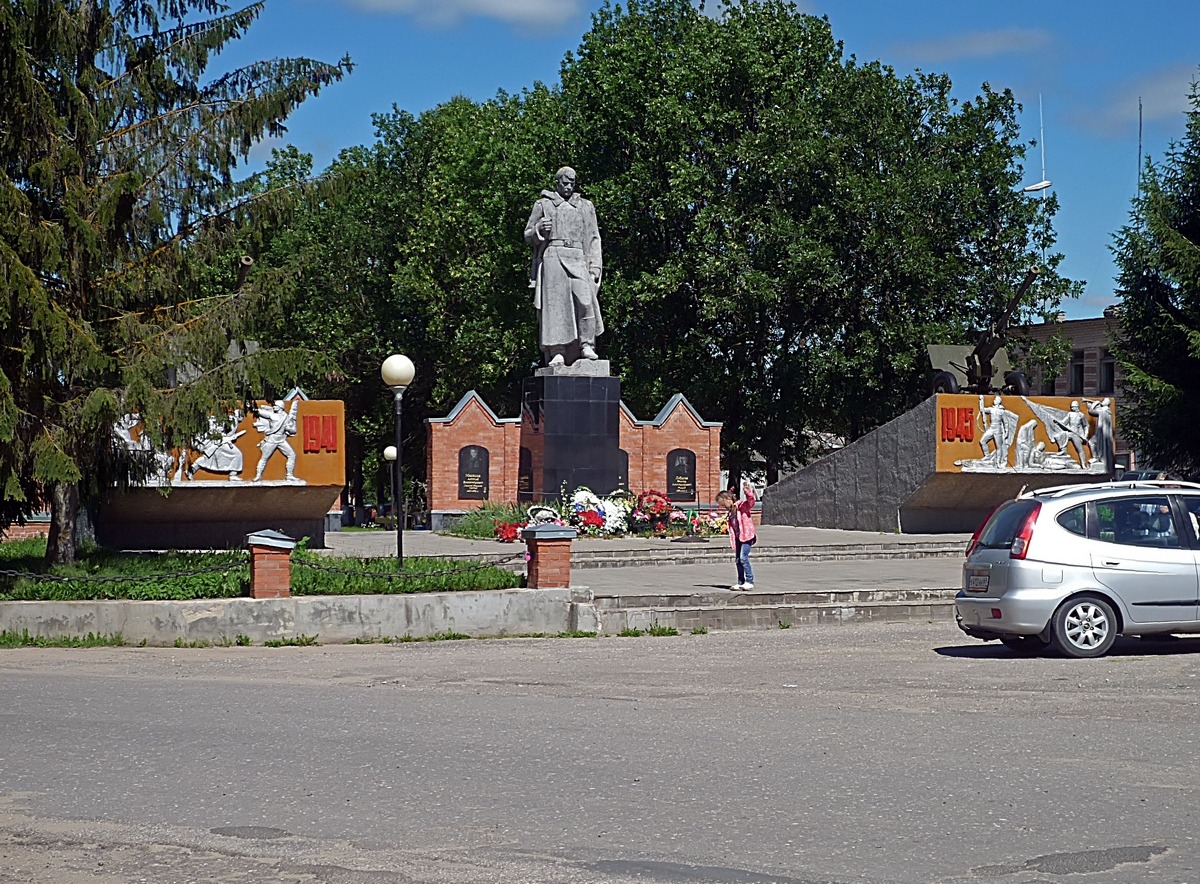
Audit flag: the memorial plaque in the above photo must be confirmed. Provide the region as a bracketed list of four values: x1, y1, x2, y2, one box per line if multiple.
[617, 449, 629, 492]
[666, 448, 696, 501]
[458, 445, 489, 500]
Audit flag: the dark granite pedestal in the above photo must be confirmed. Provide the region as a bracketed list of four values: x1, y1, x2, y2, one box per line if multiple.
[519, 369, 622, 502]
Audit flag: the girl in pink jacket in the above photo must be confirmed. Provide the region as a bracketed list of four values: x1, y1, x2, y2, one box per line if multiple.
[717, 481, 757, 590]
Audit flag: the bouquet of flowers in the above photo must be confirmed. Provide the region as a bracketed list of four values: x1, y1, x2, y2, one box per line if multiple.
[493, 520, 523, 542]
[566, 487, 632, 537]
[630, 489, 671, 532]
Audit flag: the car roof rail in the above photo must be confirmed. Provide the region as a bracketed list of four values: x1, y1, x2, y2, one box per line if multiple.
[1019, 480, 1200, 500]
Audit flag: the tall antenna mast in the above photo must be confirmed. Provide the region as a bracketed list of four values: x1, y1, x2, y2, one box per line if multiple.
[1039, 94, 1047, 194]
[1137, 96, 1144, 207]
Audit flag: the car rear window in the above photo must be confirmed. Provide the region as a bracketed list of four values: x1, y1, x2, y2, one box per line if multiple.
[977, 500, 1039, 549]
[1056, 504, 1086, 537]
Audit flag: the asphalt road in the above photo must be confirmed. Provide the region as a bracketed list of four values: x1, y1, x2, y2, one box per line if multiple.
[2, 621, 1199, 883]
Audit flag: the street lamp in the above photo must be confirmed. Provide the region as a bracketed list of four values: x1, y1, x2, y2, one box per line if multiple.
[383, 445, 397, 537]
[381, 354, 415, 565]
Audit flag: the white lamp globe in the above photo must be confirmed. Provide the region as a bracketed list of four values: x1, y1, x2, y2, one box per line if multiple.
[381, 354, 415, 388]
[383, 445, 398, 462]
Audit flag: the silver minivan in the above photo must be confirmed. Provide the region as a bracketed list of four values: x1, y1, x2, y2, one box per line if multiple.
[956, 481, 1200, 657]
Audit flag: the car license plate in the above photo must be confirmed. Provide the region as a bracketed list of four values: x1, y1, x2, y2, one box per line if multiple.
[967, 573, 989, 590]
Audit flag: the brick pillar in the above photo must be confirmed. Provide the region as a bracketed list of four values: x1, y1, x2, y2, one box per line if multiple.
[246, 530, 297, 599]
[522, 524, 578, 589]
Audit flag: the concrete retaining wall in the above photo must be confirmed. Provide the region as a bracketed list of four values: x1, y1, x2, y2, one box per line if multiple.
[0, 589, 596, 646]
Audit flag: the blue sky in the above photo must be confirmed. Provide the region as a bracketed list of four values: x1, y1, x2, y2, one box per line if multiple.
[225, 0, 1199, 319]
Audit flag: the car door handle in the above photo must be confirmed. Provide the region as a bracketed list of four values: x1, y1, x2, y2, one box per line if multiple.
[1102, 561, 1122, 567]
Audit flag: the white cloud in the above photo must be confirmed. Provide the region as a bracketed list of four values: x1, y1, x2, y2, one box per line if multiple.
[341, 0, 583, 29]
[1082, 63, 1198, 138]
[894, 27, 1051, 64]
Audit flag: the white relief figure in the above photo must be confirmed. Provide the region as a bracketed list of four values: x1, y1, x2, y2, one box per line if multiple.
[114, 413, 147, 450]
[188, 413, 245, 481]
[978, 395, 1018, 467]
[1085, 397, 1114, 469]
[1015, 419, 1039, 469]
[252, 399, 300, 482]
[1051, 400, 1092, 468]
[114, 414, 174, 482]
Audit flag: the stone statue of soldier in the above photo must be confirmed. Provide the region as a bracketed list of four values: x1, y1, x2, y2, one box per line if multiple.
[524, 166, 604, 367]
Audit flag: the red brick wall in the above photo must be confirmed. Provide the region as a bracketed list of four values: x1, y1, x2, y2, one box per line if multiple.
[1, 522, 50, 542]
[427, 393, 722, 513]
[620, 405, 722, 504]
[426, 396, 521, 513]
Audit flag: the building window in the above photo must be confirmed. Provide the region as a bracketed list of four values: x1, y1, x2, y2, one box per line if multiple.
[1069, 350, 1085, 395]
[1100, 349, 1115, 395]
[1040, 371, 1057, 396]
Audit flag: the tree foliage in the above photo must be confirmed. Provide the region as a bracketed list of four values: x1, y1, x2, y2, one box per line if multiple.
[0, 1, 350, 561]
[1112, 78, 1200, 471]
[556, 0, 1077, 478]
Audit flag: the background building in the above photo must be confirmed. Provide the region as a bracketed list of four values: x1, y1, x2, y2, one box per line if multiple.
[1016, 308, 1138, 471]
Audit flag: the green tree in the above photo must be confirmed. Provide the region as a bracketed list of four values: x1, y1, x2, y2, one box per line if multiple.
[558, 0, 1077, 480]
[265, 87, 569, 507]
[0, 1, 350, 561]
[1112, 79, 1200, 471]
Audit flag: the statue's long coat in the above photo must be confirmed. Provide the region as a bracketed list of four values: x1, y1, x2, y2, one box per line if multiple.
[524, 189, 604, 351]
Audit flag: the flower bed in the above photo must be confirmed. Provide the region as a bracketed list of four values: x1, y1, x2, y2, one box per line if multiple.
[490, 487, 727, 542]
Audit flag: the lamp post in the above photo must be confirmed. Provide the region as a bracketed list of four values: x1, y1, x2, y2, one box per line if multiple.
[383, 445, 397, 535]
[381, 354, 415, 565]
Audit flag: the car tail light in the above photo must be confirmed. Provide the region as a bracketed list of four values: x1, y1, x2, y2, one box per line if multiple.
[1009, 503, 1041, 559]
[965, 505, 999, 558]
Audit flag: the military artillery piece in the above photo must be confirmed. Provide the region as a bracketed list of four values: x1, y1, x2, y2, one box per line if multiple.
[927, 265, 1042, 397]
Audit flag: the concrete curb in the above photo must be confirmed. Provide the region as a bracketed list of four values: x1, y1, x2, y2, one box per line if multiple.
[0, 589, 584, 646]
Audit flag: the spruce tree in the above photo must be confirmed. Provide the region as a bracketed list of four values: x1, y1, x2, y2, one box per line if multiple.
[0, 1, 351, 561]
[1113, 78, 1200, 472]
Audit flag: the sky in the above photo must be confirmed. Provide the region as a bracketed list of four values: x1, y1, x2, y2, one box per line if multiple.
[221, 0, 1199, 319]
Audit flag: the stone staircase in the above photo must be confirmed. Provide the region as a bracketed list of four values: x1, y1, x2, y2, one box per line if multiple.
[587, 586, 958, 634]
[569, 538, 966, 569]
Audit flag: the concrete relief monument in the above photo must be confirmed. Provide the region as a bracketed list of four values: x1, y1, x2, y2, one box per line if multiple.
[186, 413, 246, 481]
[947, 394, 1112, 474]
[101, 397, 346, 549]
[252, 399, 301, 483]
[524, 166, 604, 368]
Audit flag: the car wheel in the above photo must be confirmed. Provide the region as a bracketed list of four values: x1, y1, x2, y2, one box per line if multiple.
[931, 371, 960, 395]
[999, 634, 1049, 655]
[1049, 595, 1118, 658]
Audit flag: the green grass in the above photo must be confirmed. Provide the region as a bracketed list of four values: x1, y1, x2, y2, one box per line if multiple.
[0, 538, 521, 599]
[0, 538, 248, 601]
[263, 633, 320, 647]
[290, 551, 522, 595]
[691, 626, 708, 635]
[647, 624, 679, 636]
[442, 501, 533, 540]
[0, 629, 125, 648]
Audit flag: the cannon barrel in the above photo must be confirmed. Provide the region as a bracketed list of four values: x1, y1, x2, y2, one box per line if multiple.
[236, 255, 254, 288]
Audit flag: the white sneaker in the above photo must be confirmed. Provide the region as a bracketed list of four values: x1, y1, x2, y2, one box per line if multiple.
[742, 582, 754, 590]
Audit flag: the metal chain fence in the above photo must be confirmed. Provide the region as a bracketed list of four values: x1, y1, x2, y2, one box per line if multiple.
[292, 552, 526, 582]
[0, 563, 241, 585]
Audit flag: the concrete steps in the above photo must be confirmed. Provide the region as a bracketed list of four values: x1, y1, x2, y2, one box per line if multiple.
[567, 540, 965, 569]
[589, 587, 958, 634]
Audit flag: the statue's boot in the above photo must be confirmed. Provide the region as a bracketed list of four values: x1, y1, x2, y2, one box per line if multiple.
[580, 342, 598, 360]
[548, 352, 566, 366]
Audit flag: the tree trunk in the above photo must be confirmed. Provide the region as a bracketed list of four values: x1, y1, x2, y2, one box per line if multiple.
[766, 460, 779, 486]
[45, 482, 79, 565]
